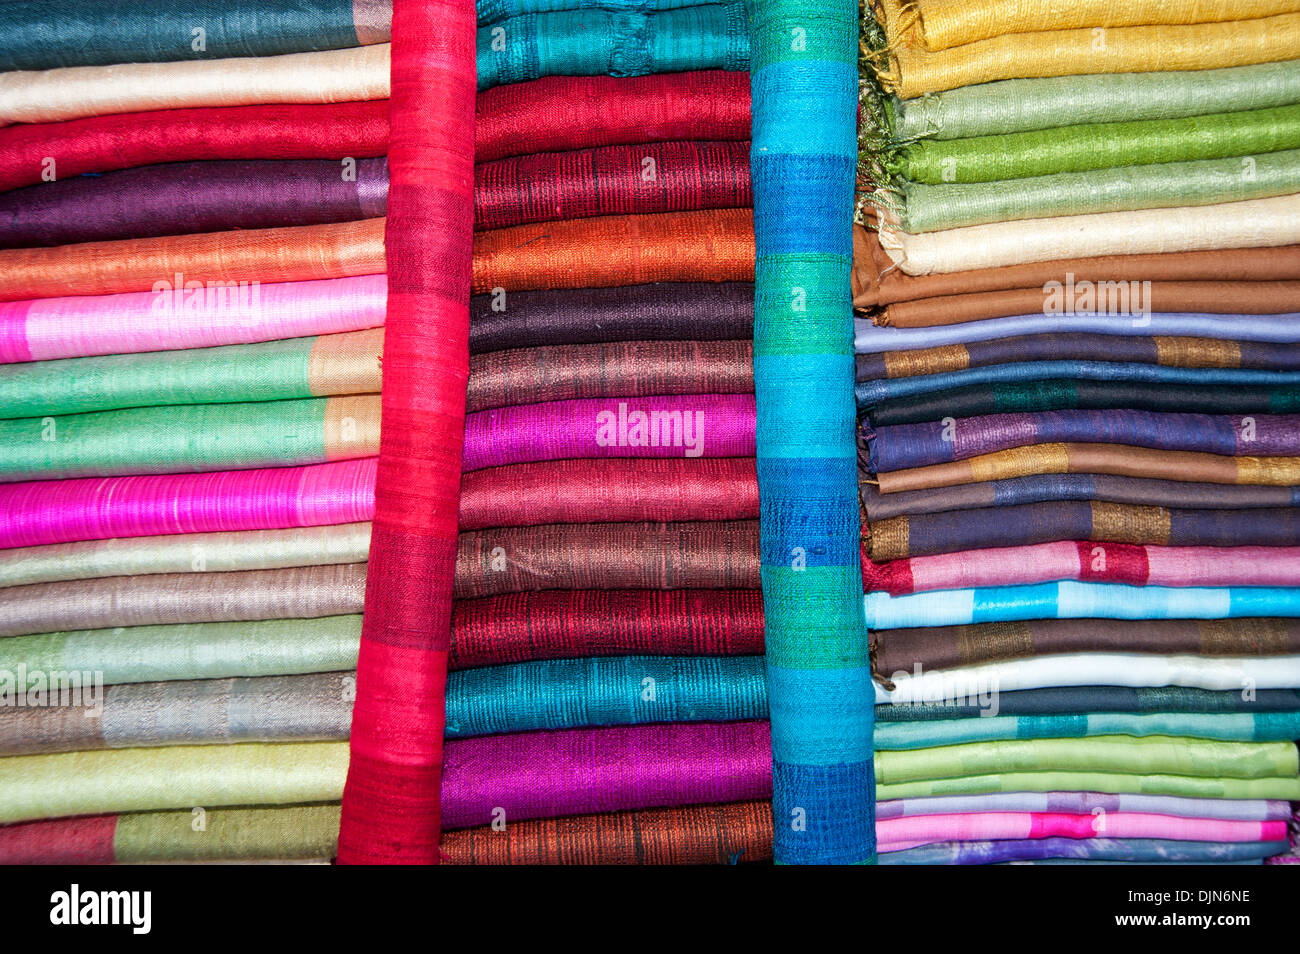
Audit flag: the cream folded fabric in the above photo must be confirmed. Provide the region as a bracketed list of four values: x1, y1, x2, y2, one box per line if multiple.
[0, 44, 389, 125]
[876, 192, 1300, 275]
[868, 0, 1300, 98]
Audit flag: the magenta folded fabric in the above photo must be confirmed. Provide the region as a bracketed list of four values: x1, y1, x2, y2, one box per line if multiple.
[461, 395, 756, 471]
[440, 720, 771, 829]
[876, 792, 1290, 821]
[0, 458, 376, 549]
[0, 274, 386, 364]
[877, 812, 1288, 854]
[864, 541, 1300, 596]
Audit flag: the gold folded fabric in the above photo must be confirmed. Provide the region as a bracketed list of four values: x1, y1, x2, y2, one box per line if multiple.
[0, 44, 390, 125]
[877, 193, 1300, 276]
[896, 0, 1300, 52]
[869, 0, 1300, 98]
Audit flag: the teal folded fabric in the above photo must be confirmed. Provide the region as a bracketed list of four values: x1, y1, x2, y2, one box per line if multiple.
[475, 3, 749, 89]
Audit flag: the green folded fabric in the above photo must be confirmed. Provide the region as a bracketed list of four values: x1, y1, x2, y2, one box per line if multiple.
[0, 335, 325, 419]
[0, 397, 360, 481]
[893, 104, 1300, 184]
[886, 147, 1300, 232]
[0, 616, 362, 685]
[890, 59, 1300, 141]
[877, 771, 1300, 801]
[875, 736, 1299, 784]
[0, 742, 347, 824]
[874, 712, 1300, 749]
[113, 804, 341, 863]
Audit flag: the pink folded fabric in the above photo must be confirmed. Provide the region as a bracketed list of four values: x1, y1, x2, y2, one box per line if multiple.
[0, 274, 386, 364]
[863, 541, 1300, 596]
[0, 458, 376, 549]
[877, 811, 1287, 854]
[461, 395, 756, 471]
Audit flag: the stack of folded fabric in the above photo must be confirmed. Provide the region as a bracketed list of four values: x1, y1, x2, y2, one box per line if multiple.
[855, 0, 1300, 863]
[438, 1, 777, 866]
[0, 0, 395, 863]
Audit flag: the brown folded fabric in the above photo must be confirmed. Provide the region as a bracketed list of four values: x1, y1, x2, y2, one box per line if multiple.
[873, 618, 1300, 674]
[466, 340, 753, 412]
[472, 209, 755, 294]
[877, 281, 1300, 327]
[851, 223, 1300, 309]
[0, 564, 366, 638]
[452, 520, 760, 598]
[0, 219, 385, 301]
[875, 443, 1300, 494]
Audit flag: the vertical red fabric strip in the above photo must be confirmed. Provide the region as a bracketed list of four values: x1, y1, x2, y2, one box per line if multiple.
[338, 0, 476, 864]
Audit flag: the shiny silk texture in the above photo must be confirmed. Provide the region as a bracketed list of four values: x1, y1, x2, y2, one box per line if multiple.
[338, 0, 474, 865]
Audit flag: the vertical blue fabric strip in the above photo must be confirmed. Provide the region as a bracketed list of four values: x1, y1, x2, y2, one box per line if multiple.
[749, 0, 876, 864]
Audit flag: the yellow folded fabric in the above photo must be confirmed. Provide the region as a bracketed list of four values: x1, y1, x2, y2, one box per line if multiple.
[892, 0, 1300, 52]
[868, 0, 1300, 98]
[0, 44, 390, 126]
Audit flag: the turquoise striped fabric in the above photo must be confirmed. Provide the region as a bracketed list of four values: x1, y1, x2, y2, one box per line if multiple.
[864, 582, 1300, 630]
[750, 0, 875, 864]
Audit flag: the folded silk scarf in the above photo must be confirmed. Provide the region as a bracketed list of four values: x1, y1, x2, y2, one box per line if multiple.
[0, 45, 390, 126]
[855, 364, 1300, 409]
[862, 380, 1300, 425]
[851, 225, 1300, 308]
[876, 812, 1286, 854]
[466, 341, 753, 411]
[876, 149, 1300, 233]
[876, 792, 1290, 822]
[453, 521, 758, 597]
[872, 443, 1300, 494]
[459, 458, 758, 528]
[0, 275, 386, 364]
[864, 501, 1300, 560]
[0, 563, 367, 639]
[474, 4, 749, 90]
[0, 0, 392, 70]
[475, 70, 749, 162]
[461, 394, 755, 470]
[885, 104, 1300, 185]
[873, 618, 1300, 674]
[0, 459, 376, 549]
[862, 582, 1300, 629]
[860, 475, 1300, 520]
[877, 193, 1300, 276]
[0, 523, 373, 588]
[450, 590, 764, 669]
[880, 837, 1286, 864]
[885, 0, 1300, 52]
[864, 543, 1300, 595]
[0, 617, 362, 686]
[0, 102, 389, 194]
[0, 219, 385, 302]
[472, 208, 754, 292]
[469, 283, 753, 353]
[877, 686, 1300, 720]
[857, 323, 1300, 358]
[865, 410, 1300, 473]
[866, 0, 1300, 99]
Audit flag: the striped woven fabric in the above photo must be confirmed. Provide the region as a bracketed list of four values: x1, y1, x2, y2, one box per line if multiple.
[864, 501, 1300, 560]
[873, 618, 1300, 673]
[881, 838, 1287, 864]
[857, 319, 1300, 353]
[863, 543, 1300, 595]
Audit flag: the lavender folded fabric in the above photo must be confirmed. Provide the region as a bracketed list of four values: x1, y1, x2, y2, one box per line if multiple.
[879, 837, 1286, 865]
[876, 792, 1290, 822]
[866, 410, 1300, 473]
[0, 159, 389, 248]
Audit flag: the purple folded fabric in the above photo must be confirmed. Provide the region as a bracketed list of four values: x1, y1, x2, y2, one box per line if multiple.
[867, 410, 1300, 473]
[881, 837, 1285, 865]
[440, 720, 771, 829]
[0, 159, 389, 248]
[462, 395, 756, 471]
